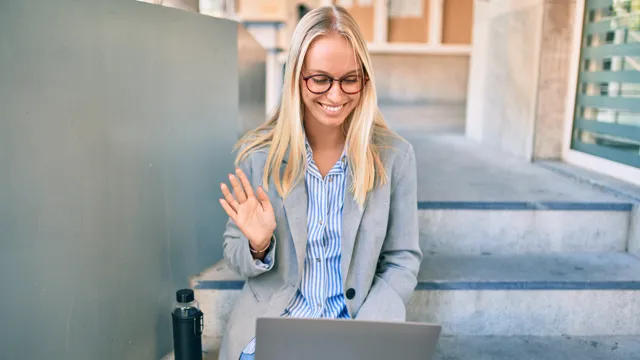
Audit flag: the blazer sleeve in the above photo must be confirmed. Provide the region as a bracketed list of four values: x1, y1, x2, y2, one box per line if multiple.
[355, 143, 423, 321]
[222, 154, 277, 278]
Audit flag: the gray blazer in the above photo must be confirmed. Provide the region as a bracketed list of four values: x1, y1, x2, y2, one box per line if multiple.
[218, 134, 422, 360]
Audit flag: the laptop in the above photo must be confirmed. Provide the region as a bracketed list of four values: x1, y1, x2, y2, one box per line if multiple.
[254, 317, 442, 360]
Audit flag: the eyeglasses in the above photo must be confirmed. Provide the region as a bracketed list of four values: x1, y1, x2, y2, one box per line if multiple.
[302, 73, 369, 95]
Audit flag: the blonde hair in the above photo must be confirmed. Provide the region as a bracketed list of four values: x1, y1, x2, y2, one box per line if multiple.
[234, 5, 394, 208]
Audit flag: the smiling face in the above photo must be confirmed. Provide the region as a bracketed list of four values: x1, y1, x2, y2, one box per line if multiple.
[300, 33, 363, 130]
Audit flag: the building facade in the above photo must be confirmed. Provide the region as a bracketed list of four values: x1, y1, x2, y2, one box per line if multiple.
[194, 0, 640, 185]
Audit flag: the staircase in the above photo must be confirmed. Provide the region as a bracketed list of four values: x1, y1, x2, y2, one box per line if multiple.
[181, 132, 640, 360]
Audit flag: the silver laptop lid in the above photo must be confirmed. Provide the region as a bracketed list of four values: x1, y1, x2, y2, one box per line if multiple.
[255, 317, 441, 360]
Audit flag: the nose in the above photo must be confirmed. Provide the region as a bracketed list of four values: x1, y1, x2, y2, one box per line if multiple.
[326, 80, 343, 104]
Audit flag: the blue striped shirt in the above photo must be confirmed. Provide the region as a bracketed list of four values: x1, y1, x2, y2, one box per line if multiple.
[241, 140, 349, 355]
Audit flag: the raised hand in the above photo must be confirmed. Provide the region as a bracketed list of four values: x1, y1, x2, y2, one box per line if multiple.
[219, 168, 276, 255]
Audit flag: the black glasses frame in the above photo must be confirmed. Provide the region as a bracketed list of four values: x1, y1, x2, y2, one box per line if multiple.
[301, 73, 369, 95]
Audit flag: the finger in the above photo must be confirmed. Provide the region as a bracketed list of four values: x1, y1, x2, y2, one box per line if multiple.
[235, 168, 255, 199]
[219, 198, 238, 222]
[256, 186, 273, 211]
[228, 174, 247, 203]
[220, 183, 239, 212]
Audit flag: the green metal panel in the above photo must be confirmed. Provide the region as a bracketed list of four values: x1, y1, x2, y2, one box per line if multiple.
[578, 95, 640, 113]
[583, 43, 640, 58]
[585, 16, 640, 34]
[572, 141, 640, 167]
[587, 0, 615, 10]
[572, 0, 640, 168]
[581, 71, 640, 83]
[575, 118, 640, 142]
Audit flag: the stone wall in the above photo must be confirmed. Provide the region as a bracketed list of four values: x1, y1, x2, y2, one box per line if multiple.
[465, 0, 577, 160]
[372, 53, 470, 104]
[533, 0, 576, 159]
[466, 0, 545, 160]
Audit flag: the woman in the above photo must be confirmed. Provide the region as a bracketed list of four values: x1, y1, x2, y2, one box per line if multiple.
[218, 5, 422, 360]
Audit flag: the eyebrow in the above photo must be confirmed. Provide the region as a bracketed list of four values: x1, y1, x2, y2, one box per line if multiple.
[306, 69, 360, 77]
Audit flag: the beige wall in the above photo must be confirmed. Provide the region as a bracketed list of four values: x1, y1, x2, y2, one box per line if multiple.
[236, 1, 473, 105]
[237, 0, 286, 19]
[372, 54, 470, 103]
[281, 0, 325, 48]
[466, 0, 577, 160]
[388, 0, 430, 43]
[236, 0, 326, 50]
[443, 0, 474, 44]
[533, 0, 576, 159]
[466, 0, 542, 159]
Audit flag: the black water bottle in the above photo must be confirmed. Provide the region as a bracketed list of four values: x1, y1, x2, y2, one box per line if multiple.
[172, 289, 204, 360]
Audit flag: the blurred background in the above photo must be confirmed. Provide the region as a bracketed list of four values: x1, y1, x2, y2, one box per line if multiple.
[1, 0, 639, 359]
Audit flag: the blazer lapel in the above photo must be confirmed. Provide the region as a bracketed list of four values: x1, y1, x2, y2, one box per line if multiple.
[283, 174, 308, 278]
[341, 172, 365, 279]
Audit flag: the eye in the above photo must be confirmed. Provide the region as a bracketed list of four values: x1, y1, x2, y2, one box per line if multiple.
[311, 75, 330, 84]
[342, 76, 359, 84]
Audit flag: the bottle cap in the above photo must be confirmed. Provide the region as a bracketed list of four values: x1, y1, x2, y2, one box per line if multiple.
[176, 289, 194, 303]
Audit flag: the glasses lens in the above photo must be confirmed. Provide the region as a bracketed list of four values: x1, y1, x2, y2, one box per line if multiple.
[340, 75, 364, 94]
[307, 75, 332, 93]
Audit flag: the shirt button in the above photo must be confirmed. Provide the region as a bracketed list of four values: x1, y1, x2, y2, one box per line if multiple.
[319, 219, 323, 225]
[316, 258, 321, 263]
[328, 178, 333, 183]
[317, 302, 322, 308]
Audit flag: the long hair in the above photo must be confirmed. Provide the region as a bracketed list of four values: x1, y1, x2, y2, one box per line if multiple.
[234, 5, 394, 208]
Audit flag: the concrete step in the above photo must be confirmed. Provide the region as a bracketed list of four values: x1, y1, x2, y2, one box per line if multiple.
[408, 253, 640, 336]
[405, 135, 635, 256]
[190, 253, 640, 353]
[417, 202, 632, 256]
[536, 160, 640, 257]
[164, 335, 640, 360]
[432, 335, 640, 360]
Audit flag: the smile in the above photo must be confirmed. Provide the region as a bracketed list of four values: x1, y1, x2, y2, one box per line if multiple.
[319, 103, 345, 113]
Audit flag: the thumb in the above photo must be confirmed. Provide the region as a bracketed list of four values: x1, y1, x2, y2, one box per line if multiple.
[256, 186, 273, 211]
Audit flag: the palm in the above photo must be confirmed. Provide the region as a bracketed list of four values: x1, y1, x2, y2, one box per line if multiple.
[236, 196, 276, 245]
[219, 168, 276, 250]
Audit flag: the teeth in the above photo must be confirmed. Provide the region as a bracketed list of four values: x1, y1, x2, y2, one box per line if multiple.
[321, 104, 343, 112]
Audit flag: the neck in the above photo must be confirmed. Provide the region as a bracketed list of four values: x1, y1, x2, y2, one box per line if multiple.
[304, 120, 345, 151]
